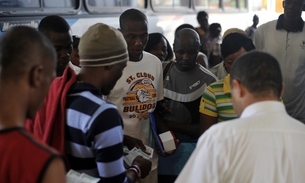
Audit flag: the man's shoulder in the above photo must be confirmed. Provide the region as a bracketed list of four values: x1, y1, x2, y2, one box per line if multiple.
[13, 129, 59, 155]
[195, 27, 205, 36]
[143, 51, 162, 63]
[201, 118, 241, 141]
[162, 60, 175, 69]
[245, 26, 255, 34]
[257, 19, 277, 32]
[209, 62, 227, 78]
[197, 64, 218, 81]
[67, 89, 117, 113]
[208, 78, 225, 89]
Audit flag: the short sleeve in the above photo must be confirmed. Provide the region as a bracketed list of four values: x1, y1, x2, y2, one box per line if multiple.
[90, 108, 127, 182]
[157, 60, 164, 101]
[199, 85, 218, 117]
[254, 27, 264, 51]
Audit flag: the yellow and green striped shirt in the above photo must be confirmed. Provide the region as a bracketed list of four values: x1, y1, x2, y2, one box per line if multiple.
[199, 74, 238, 122]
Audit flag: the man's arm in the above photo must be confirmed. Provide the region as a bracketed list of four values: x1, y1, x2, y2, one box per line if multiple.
[153, 101, 171, 133]
[92, 108, 152, 183]
[153, 101, 178, 156]
[200, 113, 218, 135]
[165, 121, 200, 138]
[42, 157, 66, 183]
[199, 85, 218, 135]
[92, 109, 130, 182]
[126, 169, 137, 182]
[126, 156, 152, 182]
[197, 53, 209, 68]
[163, 102, 217, 137]
[124, 135, 146, 150]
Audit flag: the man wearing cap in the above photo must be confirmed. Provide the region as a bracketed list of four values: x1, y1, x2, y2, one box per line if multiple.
[106, 9, 164, 183]
[199, 33, 255, 134]
[26, 23, 152, 183]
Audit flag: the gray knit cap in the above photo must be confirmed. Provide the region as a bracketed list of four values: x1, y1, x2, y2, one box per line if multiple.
[79, 23, 128, 67]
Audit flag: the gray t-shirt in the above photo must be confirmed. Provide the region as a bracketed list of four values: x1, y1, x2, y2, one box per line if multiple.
[163, 63, 217, 140]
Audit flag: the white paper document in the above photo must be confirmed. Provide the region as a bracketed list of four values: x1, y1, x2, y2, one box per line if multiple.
[66, 170, 100, 183]
[123, 145, 154, 166]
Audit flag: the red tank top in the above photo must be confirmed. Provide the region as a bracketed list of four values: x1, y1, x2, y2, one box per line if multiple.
[0, 127, 63, 183]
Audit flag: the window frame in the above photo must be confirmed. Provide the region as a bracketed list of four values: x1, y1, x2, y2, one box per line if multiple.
[193, 0, 249, 12]
[0, 0, 81, 16]
[84, 0, 147, 14]
[150, 0, 193, 13]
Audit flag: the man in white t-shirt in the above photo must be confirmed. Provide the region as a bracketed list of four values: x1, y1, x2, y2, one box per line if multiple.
[107, 9, 163, 183]
[176, 51, 305, 183]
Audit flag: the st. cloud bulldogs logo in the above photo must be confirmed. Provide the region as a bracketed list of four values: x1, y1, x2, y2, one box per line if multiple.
[136, 88, 152, 103]
[123, 78, 157, 120]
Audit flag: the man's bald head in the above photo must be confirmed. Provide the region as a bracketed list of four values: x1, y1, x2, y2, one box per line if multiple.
[173, 28, 201, 71]
[0, 26, 56, 81]
[174, 28, 200, 47]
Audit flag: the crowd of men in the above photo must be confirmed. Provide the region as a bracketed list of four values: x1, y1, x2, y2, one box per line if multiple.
[1, 0, 305, 183]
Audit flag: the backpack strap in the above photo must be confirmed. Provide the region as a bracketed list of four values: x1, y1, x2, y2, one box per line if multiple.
[162, 61, 175, 82]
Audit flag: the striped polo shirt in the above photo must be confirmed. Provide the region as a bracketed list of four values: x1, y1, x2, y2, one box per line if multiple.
[65, 82, 131, 183]
[199, 74, 238, 122]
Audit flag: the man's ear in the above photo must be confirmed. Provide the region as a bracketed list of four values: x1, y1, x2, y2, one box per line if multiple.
[280, 83, 285, 100]
[282, 1, 285, 8]
[29, 65, 43, 88]
[231, 79, 244, 98]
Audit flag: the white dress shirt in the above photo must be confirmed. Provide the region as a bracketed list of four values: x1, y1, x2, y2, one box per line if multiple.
[176, 101, 305, 183]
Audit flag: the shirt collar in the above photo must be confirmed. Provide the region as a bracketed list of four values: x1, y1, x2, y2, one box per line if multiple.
[276, 14, 304, 32]
[240, 101, 286, 119]
[223, 74, 231, 94]
[222, 61, 229, 74]
[69, 82, 102, 96]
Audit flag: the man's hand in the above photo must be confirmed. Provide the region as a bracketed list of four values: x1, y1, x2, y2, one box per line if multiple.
[157, 100, 172, 115]
[124, 135, 146, 151]
[132, 156, 152, 178]
[157, 149, 175, 157]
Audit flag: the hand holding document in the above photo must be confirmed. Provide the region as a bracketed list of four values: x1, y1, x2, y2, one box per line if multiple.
[66, 170, 100, 183]
[124, 145, 154, 166]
